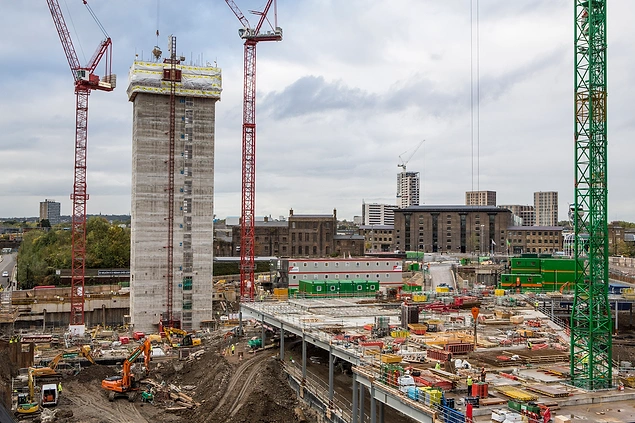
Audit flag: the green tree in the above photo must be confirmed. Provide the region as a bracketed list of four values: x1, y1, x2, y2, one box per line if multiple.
[17, 217, 130, 287]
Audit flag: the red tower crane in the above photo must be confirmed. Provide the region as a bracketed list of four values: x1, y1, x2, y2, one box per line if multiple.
[224, 0, 282, 301]
[46, 0, 115, 326]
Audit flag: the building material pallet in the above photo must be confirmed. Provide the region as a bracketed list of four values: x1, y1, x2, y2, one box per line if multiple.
[479, 397, 507, 406]
[495, 385, 538, 401]
[525, 384, 571, 398]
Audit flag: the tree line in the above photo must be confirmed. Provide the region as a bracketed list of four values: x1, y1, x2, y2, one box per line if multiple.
[17, 217, 130, 289]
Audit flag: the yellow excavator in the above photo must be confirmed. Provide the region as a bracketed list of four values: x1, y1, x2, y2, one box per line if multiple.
[31, 346, 96, 377]
[164, 327, 201, 347]
[15, 367, 39, 416]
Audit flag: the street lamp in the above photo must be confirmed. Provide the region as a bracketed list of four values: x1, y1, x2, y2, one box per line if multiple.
[480, 225, 484, 255]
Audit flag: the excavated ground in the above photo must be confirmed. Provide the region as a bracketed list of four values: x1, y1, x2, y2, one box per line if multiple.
[39, 332, 318, 423]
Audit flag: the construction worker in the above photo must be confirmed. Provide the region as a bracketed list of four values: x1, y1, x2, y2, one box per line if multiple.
[57, 382, 62, 394]
[480, 367, 486, 383]
[527, 341, 532, 350]
[435, 361, 441, 370]
[231, 344, 235, 355]
[466, 375, 473, 396]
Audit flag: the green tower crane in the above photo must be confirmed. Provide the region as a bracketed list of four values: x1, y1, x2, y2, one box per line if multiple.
[571, 0, 611, 390]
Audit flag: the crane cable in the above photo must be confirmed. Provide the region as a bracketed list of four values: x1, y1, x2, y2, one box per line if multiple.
[83, 1, 109, 38]
[62, 0, 86, 64]
[470, 0, 480, 193]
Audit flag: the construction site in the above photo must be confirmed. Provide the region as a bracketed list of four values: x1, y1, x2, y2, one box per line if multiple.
[1, 0, 632, 422]
[3, 259, 635, 423]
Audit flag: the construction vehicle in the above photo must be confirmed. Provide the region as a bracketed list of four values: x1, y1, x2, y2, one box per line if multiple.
[248, 337, 262, 349]
[31, 346, 95, 378]
[15, 368, 39, 416]
[101, 338, 152, 402]
[397, 371, 416, 394]
[164, 327, 201, 348]
[40, 384, 59, 407]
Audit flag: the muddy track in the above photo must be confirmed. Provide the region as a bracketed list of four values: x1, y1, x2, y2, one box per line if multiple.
[66, 382, 149, 423]
[211, 352, 272, 415]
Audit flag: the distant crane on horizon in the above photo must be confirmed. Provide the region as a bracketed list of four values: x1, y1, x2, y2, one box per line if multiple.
[397, 139, 425, 173]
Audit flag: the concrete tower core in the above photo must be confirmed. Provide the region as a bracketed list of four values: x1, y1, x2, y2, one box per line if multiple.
[127, 60, 222, 333]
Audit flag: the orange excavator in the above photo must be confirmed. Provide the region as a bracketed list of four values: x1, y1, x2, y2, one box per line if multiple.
[101, 338, 152, 402]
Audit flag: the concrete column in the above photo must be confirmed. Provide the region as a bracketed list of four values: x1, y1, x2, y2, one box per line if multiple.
[328, 346, 334, 404]
[302, 332, 307, 380]
[630, 304, 633, 326]
[280, 324, 285, 361]
[352, 374, 358, 423]
[370, 385, 376, 423]
[359, 385, 365, 422]
[261, 318, 266, 349]
[551, 300, 554, 319]
[615, 302, 619, 331]
[42, 309, 46, 332]
[238, 311, 243, 337]
[379, 401, 385, 423]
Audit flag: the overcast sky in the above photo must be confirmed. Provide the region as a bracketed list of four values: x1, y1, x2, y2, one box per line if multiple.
[1, 1, 633, 222]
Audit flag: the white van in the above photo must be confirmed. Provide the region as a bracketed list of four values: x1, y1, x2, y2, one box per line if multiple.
[41, 384, 58, 407]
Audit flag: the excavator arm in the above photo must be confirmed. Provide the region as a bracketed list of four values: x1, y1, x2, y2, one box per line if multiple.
[102, 338, 152, 397]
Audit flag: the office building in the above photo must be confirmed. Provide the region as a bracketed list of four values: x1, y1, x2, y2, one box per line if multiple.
[362, 202, 396, 226]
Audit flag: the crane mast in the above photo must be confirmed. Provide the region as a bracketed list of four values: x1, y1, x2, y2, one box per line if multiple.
[571, 0, 610, 390]
[163, 35, 179, 328]
[46, 0, 115, 327]
[225, 0, 282, 301]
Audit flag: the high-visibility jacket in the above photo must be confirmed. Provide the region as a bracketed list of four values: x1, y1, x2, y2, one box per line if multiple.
[467, 377, 473, 386]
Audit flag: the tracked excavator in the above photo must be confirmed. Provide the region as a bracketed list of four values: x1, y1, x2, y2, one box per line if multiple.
[164, 327, 201, 347]
[15, 367, 39, 416]
[101, 338, 152, 401]
[31, 346, 96, 377]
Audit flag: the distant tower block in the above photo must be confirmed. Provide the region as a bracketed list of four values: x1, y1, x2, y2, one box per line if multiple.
[127, 58, 222, 332]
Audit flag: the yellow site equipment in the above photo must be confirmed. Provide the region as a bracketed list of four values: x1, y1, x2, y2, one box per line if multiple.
[31, 346, 95, 377]
[164, 327, 201, 348]
[16, 368, 39, 415]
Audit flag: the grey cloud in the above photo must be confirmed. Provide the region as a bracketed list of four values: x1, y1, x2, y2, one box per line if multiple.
[262, 76, 375, 119]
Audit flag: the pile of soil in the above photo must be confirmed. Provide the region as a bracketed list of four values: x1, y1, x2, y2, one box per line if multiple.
[186, 356, 308, 423]
[72, 364, 116, 383]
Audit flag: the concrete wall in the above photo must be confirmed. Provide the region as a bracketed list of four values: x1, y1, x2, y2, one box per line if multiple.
[130, 89, 218, 333]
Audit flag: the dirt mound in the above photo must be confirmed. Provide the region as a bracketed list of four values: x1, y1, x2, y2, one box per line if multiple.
[72, 364, 115, 383]
[183, 356, 309, 423]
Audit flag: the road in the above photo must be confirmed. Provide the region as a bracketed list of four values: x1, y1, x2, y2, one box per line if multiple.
[0, 252, 15, 290]
[429, 262, 456, 291]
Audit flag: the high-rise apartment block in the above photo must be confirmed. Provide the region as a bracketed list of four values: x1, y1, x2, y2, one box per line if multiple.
[499, 205, 535, 226]
[39, 199, 61, 225]
[127, 56, 221, 332]
[397, 171, 420, 208]
[465, 191, 496, 206]
[534, 191, 558, 226]
[362, 202, 396, 226]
